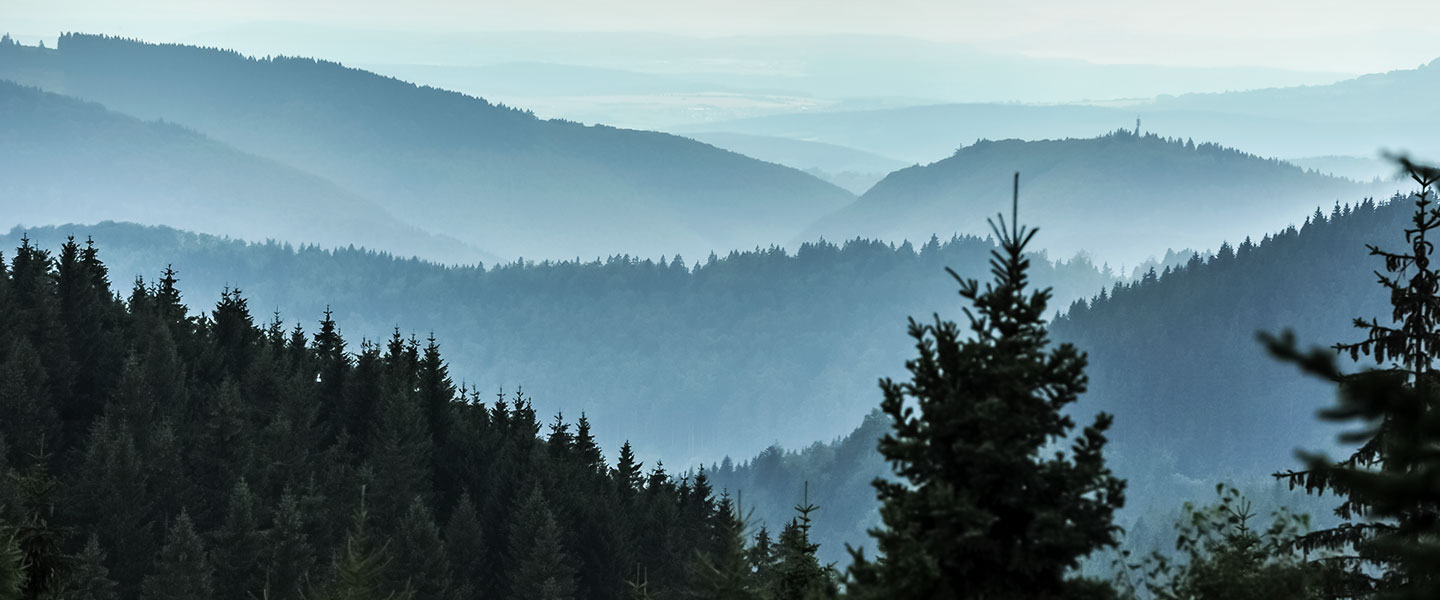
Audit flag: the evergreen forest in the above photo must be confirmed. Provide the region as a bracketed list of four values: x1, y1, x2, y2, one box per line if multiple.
[6, 162, 1440, 598]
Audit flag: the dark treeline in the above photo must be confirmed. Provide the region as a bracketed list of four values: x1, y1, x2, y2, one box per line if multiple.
[707, 413, 890, 568]
[0, 236, 838, 599]
[0, 223, 1115, 465]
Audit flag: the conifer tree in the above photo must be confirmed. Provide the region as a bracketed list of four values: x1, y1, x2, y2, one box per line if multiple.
[75, 416, 151, 596]
[211, 479, 263, 600]
[309, 491, 412, 600]
[387, 497, 452, 600]
[0, 339, 59, 470]
[1264, 158, 1440, 597]
[748, 526, 776, 592]
[689, 493, 759, 600]
[574, 414, 604, 475]
[12, 442, 64, 600]
[64, 536, 119, 600]
[417, 336, 454, 447]
[443, 492, 484, 599]
[848, 174, 1125, 599]
[369, 385, 432, 524]
[142, 510, 214, 600]
[772, 485, 836, 600]
[614, 442, 644, 494]
[506, 487, 577, 600]
[264, 490, 316, 600]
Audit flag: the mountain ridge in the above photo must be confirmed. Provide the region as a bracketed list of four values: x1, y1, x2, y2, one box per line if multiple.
[802, 130, 1389, 266]
[0, 33, 856, 261]
[0, 79, 496, 264]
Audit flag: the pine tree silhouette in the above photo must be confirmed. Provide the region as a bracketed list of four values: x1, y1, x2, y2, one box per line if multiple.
[847, 173, 1125, 599]
[1265, 158, 1440, 597]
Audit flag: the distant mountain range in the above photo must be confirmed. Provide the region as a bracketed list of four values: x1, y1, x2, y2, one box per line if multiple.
[0, 34, 855, 261]
[0, 80, 492, 264]
[683, 132, 910, 194]
[680, 58, 1440, 165]
[178, 25, 1352, 130]
[802, 131, 1392, 266]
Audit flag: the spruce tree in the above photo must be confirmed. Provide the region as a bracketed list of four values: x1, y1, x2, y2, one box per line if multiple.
[265, 490, 316, 600]
[748, 526, 776, 592]
[211, 479, 263, 600]
[506, 487, 577, 600]
[443, 492, 484, 599]
[65, 536, 119, 600]
[772, 485, 836, 600]
[309, 492, 412, 600]
[614, 442, 644, 494]
[369, 386, 432, 524]
[1265, 158, 1440, 597]
[689, 493, 759, 600]
[11, 443, 64, 600]
[142, 510, 215, 600]
[387, 497, 452, 600]
[75, 416, 152, 596]
[417, 335, 455, 447]
[0, 339, 60, 470]
[848, 174, 1125, 599]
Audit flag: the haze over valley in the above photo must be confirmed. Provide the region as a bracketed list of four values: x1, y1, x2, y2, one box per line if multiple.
[3, 2, 1440, 597]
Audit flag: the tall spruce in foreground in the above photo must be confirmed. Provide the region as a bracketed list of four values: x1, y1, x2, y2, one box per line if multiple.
[1264, 158, 1440, 598]
[848, 174, 1126, 599]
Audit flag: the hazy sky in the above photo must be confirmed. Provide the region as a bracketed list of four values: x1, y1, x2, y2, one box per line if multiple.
[6, 0, 1439, 73]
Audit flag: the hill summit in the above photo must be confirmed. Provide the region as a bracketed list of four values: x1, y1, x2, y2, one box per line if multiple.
[802, 130, 1389, 265]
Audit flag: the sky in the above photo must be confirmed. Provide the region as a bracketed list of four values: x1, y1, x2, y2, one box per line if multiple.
[6, 0, 1440, 74]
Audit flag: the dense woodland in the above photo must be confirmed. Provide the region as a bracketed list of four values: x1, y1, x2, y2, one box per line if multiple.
[4, 192, 1415, 574]
[7, 164, 1440, 597]
[0, 224, 1115, 465]
[0, 235, 842, 599]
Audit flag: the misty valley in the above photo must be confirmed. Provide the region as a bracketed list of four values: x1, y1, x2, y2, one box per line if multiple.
[2, 15, 1440, 600]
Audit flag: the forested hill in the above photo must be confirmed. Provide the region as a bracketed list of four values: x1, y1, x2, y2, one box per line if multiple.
[0, 222, 1114, 465]
[1053, 195, 1401, 502]
[0, 80, 492, 265]
[0, 34, 855, 262]
[803, 130, 1389, 267]
[727, 193, 1410, 567]
[0, 235, 787, 600]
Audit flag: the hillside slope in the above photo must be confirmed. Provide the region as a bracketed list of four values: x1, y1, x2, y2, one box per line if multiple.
[1, 222, 1113, 465]
[0, 80, 492, 264]
[0, 34, 855, 260]
[683, 132, 909, 193]
[719, 192, 1409, 565]
[804, 131, 1389, 266]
